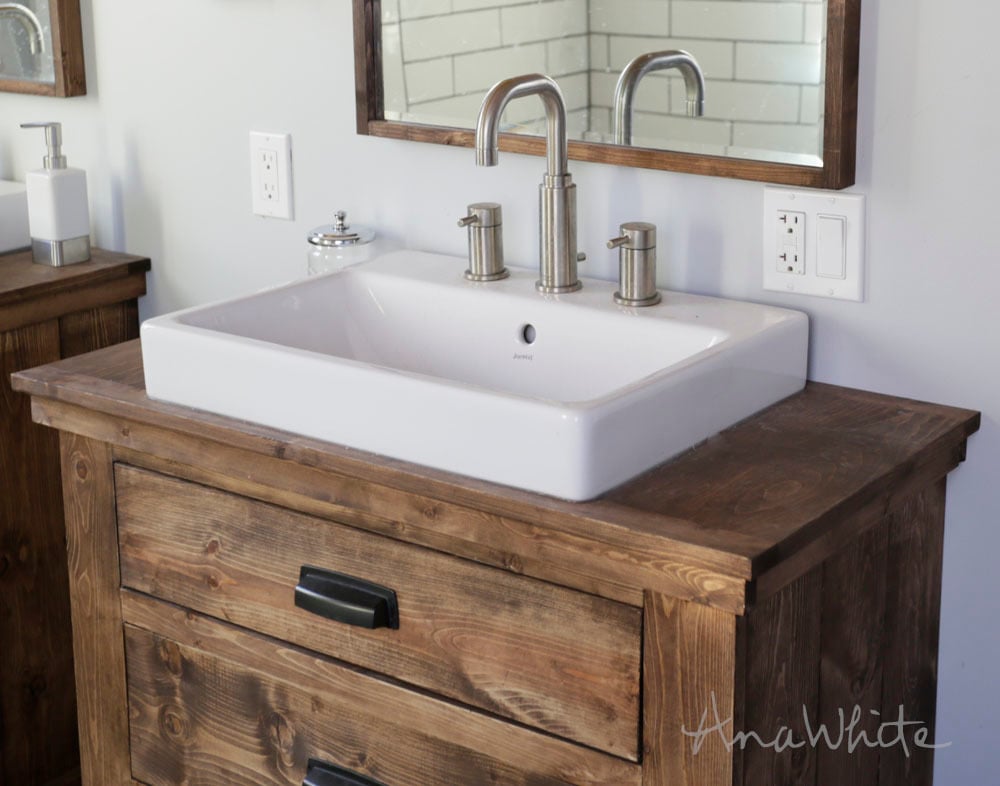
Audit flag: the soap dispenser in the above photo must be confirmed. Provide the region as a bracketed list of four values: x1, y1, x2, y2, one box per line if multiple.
[20, 122, 91, 266]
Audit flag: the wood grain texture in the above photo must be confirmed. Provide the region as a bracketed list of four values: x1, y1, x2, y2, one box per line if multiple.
[352, 0, 859, 188]
[122, 594, 642, 786]
[59, 434, 131, 786]
[0, 319, 77, 784]
[816, 518, 890, 785]
[642, 593, 736, 786]
[740, 568, 822, 786]
[59, 302, 140, 359]
[0, 250, 149, 334]
[878, 481, 947, 786]
[115, 464, 642, 759]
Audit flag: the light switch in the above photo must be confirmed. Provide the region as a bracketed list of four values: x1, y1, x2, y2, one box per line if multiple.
[816, 214, 846, 279]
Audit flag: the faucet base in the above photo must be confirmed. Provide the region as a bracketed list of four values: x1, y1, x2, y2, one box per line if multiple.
[536, 280, 583, 294]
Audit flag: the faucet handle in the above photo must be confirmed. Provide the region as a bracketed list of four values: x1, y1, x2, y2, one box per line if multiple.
[459, 202, 508, 282]
[610, 221, 661, 307]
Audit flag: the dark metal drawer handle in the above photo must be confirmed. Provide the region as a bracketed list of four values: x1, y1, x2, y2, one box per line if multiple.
[303, 759, 387, 786]
[294, 566, 399, 630]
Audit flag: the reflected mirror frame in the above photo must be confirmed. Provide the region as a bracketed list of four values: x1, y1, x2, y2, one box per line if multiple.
[0, 0, 86, 97]
[353, 0, 860, 190]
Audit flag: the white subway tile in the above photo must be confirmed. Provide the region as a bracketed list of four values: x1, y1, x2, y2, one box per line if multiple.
[609, 36, 734, 79]
[631, 112, 732, 148]
[548, 35, 589, 76]
[453, 43, 547, 94]
[589, 33, 610, 71]
[399, 0, 454, 21]
[501, 0, 588, 46]
[405, 57, 456, 103]
[673, 2, 804, 43]
[683, 80, 801, 122]
[402, 11, 502, 60]
[590, 1, 670, 36]
[732, 121, 822, 156]
[804, 4, 826, 44]
[736, 43, 822, 84]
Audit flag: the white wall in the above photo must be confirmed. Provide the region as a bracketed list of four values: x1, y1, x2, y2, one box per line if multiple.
[1, 0, 997, 779]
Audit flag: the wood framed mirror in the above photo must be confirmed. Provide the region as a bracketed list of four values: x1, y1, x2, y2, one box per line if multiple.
[354, 0, 860, 189]
[0, 0, 85, 97]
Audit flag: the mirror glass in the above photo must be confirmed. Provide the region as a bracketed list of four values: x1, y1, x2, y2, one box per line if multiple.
[380, 0, 827, 168]
[0, 1, 54, 84]
[0, 0, 85, 96]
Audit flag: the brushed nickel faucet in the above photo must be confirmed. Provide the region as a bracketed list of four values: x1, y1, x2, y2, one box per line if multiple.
[613, 51, 706, 146]
[476, 74, 584, 294]
[0, 3, 44, 55]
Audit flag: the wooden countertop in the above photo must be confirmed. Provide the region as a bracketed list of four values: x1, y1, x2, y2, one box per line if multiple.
[11, 340, 979, 613]
[0, 248, 150, 333]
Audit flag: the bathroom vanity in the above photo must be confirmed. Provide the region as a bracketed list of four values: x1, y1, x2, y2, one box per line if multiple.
[12, 341, 978, 786]
[0, 248, 148, 785]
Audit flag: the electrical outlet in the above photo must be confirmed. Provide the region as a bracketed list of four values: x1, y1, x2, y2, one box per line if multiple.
[250, 132, 293, 219]
[776, 211, 805, 274]
[763, 186, 866, 301]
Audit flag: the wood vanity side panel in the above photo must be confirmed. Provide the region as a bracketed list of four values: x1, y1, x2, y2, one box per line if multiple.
[642, 593, 736, 786]
[60, 301, 141, 359]
[122, 595, 642, 786]
[59, 434, 132, 786]
[740, 569, 822, 786]
[816, 518, 890, 786]
[878, 480, 947, 786]
[115, 464, 642, 760]
[0, 320, 78, 784]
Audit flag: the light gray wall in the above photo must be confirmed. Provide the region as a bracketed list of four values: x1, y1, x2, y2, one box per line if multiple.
[0, 0, 996, 778]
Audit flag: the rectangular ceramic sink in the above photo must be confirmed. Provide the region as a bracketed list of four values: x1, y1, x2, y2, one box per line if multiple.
[142, 250, 807, 500]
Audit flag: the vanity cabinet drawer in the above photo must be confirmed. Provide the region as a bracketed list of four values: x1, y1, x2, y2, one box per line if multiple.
[115, 465, 642, 760]
[122, 600, 642, 786]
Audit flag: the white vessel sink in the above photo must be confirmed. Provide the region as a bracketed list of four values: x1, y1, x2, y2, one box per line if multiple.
[142, 250, 807, 500]
[0, 180, 30, 254]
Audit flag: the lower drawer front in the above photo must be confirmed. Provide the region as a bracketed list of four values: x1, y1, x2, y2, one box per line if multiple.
[123, 602, 641, 786]
[116, 464, 642, 759]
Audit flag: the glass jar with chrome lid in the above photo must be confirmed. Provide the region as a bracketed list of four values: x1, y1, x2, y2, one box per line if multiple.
[307, 210, 381, 275]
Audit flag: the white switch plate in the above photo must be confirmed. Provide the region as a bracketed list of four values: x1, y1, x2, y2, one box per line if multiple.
[762, 186, 866, 301]
[250, 131, 293, 219]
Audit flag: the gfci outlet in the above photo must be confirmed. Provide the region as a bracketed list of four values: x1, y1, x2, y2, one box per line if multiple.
[250, 131, 293, 219]
[762, 187, 866, 301]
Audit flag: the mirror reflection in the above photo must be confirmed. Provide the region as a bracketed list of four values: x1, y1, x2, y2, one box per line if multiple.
[0, 1, 54, 84]
[381, 0, 827, 167]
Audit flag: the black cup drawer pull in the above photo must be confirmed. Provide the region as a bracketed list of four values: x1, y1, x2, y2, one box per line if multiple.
[303, 759, 388, 786]
[294, 566, 399, 630]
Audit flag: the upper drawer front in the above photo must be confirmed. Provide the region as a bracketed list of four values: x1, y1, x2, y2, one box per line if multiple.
[115, 465, 642, 760]
[123, 600, 642, 786]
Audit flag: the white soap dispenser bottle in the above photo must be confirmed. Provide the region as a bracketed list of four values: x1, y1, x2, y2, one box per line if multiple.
[20, 122, 91, 266]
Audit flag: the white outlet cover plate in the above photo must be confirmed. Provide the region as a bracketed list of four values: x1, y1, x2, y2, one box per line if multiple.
[250, 131, 293, 219]
[762, 187, 866, 301]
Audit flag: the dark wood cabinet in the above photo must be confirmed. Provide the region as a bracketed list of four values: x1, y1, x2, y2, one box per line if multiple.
[12, 340, 978, 786]
[1, 249, 148, 785]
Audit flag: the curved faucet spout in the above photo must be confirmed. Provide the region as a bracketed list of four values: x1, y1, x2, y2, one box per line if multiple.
[476, 74, 568, 178]
[0, 3, 45, 55]
[613, 50, 706, 145]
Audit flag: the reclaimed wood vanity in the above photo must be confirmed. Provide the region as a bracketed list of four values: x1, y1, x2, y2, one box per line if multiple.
[0, 249, 148, 785]
[11, 342, 978, 786]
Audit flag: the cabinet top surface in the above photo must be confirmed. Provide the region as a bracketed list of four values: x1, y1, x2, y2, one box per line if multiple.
[0, 248, 150, 308]
[12, 340, 979, 599]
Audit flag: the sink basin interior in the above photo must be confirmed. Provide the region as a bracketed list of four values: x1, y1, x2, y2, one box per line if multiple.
[178, 263, 734, 403]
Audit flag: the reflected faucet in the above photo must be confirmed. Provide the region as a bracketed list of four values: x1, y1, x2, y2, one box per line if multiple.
[613, 51, 705, 146]
[0, 3, 44, 55]
[476, 74, 583, 294]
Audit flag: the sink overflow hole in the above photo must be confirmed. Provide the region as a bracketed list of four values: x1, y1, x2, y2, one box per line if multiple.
[520, 324, 537, 344]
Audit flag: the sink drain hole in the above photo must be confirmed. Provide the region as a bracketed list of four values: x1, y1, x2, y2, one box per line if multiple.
[520, 324, 537, 344]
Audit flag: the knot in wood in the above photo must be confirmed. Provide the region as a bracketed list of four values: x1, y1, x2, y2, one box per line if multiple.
[156, 639, 184, 676]
[158, 704, 190, 741]
[75, 460, 88, 479]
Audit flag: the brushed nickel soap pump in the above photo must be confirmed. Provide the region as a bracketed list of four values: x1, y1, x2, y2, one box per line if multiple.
[475, 74, 585, 294]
